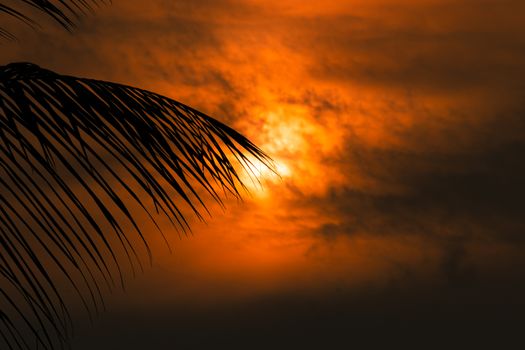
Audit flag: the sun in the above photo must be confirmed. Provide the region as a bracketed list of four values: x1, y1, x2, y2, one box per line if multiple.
[234, 108, 310, 195]
[241, 156, 291, 191]
[275, 161, 292, 178]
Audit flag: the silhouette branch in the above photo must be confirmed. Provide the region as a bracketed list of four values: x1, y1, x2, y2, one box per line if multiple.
[0, 0, 110, 38]
[0, 62, 272, 349]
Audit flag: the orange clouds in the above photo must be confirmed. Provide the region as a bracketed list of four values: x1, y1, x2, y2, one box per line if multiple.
[3, 2, 525, 345]
[59, 0, 523, 305]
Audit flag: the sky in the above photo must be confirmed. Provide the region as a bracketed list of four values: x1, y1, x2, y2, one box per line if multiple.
[2, 0, 525, 348]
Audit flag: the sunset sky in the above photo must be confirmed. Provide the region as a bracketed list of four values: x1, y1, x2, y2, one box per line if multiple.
[2, 0, 525, 348]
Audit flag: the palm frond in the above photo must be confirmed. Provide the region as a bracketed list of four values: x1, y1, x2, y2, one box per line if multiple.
[0, 62, 272, 349]
[0, 0, 109, 38]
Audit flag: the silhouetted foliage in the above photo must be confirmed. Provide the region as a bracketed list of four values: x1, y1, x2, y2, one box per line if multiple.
[1, 0, 109, 38]
[1, 3, 273, 349]
[0, 61, 271, 349]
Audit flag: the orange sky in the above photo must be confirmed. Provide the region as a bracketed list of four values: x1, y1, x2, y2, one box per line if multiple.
[2, 0, 525, 348]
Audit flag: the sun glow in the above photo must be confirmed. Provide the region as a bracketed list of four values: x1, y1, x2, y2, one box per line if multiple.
[241, 156, 290, 193]
[275, 161, 292, 178]
[237, 110, 306, 194]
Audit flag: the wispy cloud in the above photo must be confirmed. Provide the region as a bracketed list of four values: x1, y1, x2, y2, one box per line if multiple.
[3, 0, 525, 346]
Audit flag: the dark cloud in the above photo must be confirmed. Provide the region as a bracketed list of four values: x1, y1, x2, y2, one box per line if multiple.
[284, 2, 525, 97]
[306, 108, 525, 233]
[3, 0, 525, 348]
[302, 109, 525, 284]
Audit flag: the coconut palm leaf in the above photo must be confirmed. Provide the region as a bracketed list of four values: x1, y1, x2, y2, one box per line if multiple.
[0, 62, 272, 349]
[0, 0, 109, 38]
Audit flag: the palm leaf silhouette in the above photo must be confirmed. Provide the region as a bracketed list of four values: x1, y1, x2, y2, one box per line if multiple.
[0, 62, 272, 349]
[1, 0, 108, 38]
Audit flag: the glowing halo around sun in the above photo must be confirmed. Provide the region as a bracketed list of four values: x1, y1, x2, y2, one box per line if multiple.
[240, 156, 291, 195]
[235, 105, 348, 198]
[235, 116, 301, 195]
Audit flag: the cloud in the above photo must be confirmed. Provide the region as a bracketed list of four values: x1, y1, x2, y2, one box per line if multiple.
[3, 1, 525, 347]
